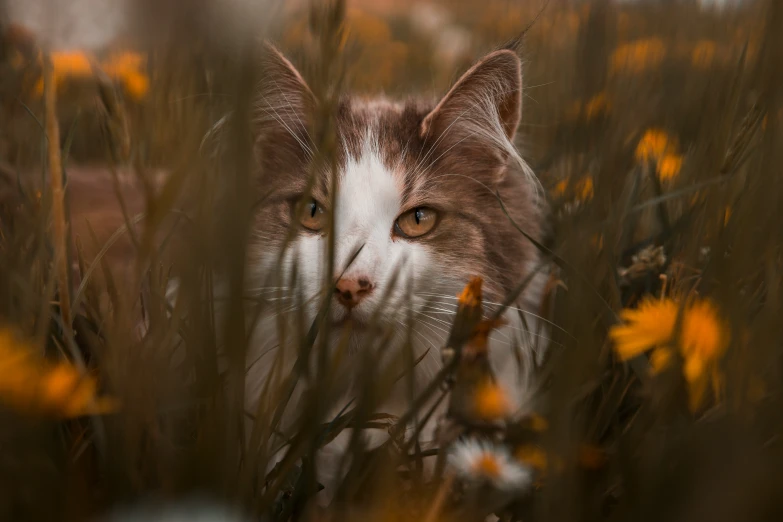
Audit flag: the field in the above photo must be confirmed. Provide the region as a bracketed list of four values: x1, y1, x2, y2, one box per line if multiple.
[1, 0, 783, 521]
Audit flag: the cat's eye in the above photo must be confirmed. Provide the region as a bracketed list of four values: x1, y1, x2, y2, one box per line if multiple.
[394, 207, 438, 238]
[298, 198, 327, 232]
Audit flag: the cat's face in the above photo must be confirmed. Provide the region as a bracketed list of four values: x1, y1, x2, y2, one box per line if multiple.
[246, 46, 545, 355]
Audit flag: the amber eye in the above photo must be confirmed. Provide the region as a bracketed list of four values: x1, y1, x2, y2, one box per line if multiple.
[298, 198, 327, 232]
[394, 207, 438, 238]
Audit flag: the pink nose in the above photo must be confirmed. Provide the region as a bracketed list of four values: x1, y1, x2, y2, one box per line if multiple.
[334, 277, 373, 309]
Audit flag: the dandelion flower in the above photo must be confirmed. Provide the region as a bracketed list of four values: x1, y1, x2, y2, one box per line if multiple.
[552, 176, 594, 203]
[0, 329, 118, 418]
[33, 50, 94, 95]
[609, 298, 678, 360]
[121, 72, 150, 100]
[656, 153, 683, 182]
[635, 128, 678, 163]
[472, 379, 514, 420]
[457, 276, 483, 308]
[102, 52, 150, 100]
[634, 129, 684, 182]
[30, 49, 151, 101]
[514, 444, 548, 472]
[448, 438, 532, 491]
[610, 38, 666, 74]
[609, 297, 729, 411]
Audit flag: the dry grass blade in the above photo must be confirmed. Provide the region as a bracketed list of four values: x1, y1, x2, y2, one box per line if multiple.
[42, 51, 72, 333]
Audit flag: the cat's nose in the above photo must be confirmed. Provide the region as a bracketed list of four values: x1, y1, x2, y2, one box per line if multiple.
[334, 277, 374, 309]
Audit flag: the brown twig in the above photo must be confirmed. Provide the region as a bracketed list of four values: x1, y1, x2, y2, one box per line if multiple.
[43, 51, 72, 333]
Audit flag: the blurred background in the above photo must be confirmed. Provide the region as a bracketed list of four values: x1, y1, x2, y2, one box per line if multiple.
[1, 0, 782, 521]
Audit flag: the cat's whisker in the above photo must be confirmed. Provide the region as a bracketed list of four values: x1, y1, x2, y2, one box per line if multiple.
[415, 292, 566, 333]
[416, 304, 457, 316]
[257, 94, 315, 159]
[406, 314, 452, 337]
[413, 124, 484, 181]
[250, 287, 293, 295]
[416, 307, 563, 348]
[394, 319, 442, 359]
[412, 308, 515, 345]
[270, 78, 318, 157]
[265, 296, 297, 302]
[409, 104, 473, 176]
[399, 313, 450, 341]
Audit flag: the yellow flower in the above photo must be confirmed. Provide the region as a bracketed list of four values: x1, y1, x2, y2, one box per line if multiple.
[635, 128, 678, 163]
[0, 329, 118, 418]
[515, 444, 548, 472]
[609, 297, 729, 411]
[635, 129, 683, 181]
[565, 93, 611, 122]
[649, 346, 673, 374]
[33, 50, 94, 95]
[32, 50, 150, 101]
[103, 51, 145, 74]
[610, 298, 677, 360]
[121, 72, 150, 100]
[656, 153, 683, 182]
[552, 176, 594, 202]
[472, 379, 513, 420]
[457, 276, 483, 308]
[102, 51, 150, 100]
[610, 38, 666, 74]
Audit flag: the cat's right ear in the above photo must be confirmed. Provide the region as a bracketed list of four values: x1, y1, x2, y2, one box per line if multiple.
[254, 43, 316, 155]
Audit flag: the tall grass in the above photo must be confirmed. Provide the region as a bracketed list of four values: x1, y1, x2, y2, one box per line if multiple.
[1, 0, 782, 521]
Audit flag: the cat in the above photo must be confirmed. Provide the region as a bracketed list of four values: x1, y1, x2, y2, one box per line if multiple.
[50, 41, 550, 502]
[241, 43, 550, 497]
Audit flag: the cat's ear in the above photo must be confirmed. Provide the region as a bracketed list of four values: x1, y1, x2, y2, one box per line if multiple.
[421, 49, 522, 149]
[254, 43, 316, 153]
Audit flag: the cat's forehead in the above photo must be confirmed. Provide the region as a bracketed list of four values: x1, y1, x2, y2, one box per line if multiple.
[336, 96, 434, 171]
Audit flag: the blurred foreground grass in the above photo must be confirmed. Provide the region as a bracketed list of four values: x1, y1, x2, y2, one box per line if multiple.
[1, 0, 783, 521]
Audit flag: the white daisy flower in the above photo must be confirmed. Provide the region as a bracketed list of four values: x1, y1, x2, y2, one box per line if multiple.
[447, 438, 533, 492]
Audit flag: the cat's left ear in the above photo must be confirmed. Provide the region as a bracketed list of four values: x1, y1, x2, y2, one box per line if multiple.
[421, 49, 522, 149]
